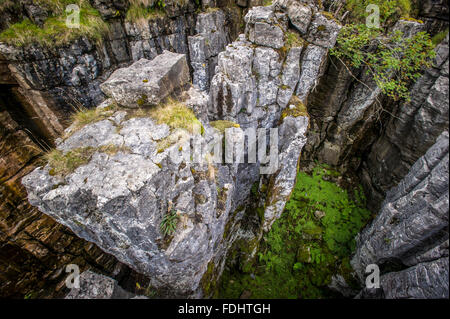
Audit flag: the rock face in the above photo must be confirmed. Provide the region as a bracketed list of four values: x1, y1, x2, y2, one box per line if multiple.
[20, 3, 330, 297]
[0, 1, 261, 297]
[361, 34, 449, 208]
[351, 131, 449, 299]
[304, 26, 449, 211]
[3, 0, 449, 299]
[207, 2, 340, 230]
[0, 105, 128, 298]
[188, 9, 229, 91]
[0, 4, 236, 125]
[100, 51, 190, 107]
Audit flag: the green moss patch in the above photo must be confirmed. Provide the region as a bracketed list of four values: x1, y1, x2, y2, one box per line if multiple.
[280, 95, 309, 121]
[432, 28, 448, 46]
[218, 164, 371, 299]
[210, 120, 240, 134]
[285, 31, 306, 48]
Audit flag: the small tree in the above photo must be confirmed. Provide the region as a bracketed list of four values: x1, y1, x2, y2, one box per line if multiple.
[330, 24, 436, 101]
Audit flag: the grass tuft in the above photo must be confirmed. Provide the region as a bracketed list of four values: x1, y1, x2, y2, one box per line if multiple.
[64, 104, 118, 139]
[45, 143, 129, 177]
[125, 0, 166, 23]
[432, 28, 448, 46]
[146, 98, 203, 134]
[0, 0, 109, 47]
[45, 147, 95, 176]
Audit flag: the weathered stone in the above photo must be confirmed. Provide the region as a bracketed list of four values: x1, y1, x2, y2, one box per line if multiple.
[188, 9, 229, 91]
[296, 44, 328, 102]
[22, 0, 49, 27]
[244, 6, 286, 49]
[306, 12, 341, 49]
[278, 46, 303, 108]
[351, 131, 449, 299]
[287, 1, 313, 34]
[88, 0, 128, 20]
[100, 51, 190, 108]
[263, 115, 309, 230]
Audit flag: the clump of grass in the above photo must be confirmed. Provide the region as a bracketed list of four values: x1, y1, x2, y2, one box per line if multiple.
[64, 104, 118, 139]
[160, 209, 179, 237]
[320, 11, 340, 24]
[285, 31, 306, 48]
[45, 143, 128, 176]
[0, 0, 109, 47]
[45, 147, 95, 176]
[98, 144, 130, 155]
[432, 28, 448, 46]
[125, 0, 165, 23]
[210, 120, 240, 134]
[156, 128, 190, 153]
[147, 98, 203, 134]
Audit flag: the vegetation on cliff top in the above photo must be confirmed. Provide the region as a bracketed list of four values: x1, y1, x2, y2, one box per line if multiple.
[125, 1, 166, 23]
[331, 23, 436, 101]
[219, 165, 371, 298]
[330, 0, 437, 102]
[146, 98, 203, 134]
[346, 0, 413, 26]
[45, 143, 129, 176]
[45, 147, 95, 176]
[0, 0, 108, 47]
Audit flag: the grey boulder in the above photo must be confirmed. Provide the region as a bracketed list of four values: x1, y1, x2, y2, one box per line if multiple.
[100, 51, 190, 108]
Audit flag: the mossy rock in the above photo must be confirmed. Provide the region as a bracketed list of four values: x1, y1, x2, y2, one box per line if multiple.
[210, 120, 240, 134]
[280, 95, 309, 121]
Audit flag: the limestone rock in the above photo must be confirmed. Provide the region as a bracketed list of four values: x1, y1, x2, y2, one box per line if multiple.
[244, 6, 286, 49]
[100, 51, 190, 108]
[188, 9, 229, 91]
[306, 12, 342, 49]
[287, 1, 313, 34]
[296, 45, 328, 102]
[351, 131, 449, 299]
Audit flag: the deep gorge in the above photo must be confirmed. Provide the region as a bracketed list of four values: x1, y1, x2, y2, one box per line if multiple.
[0, 0, 448, 299]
